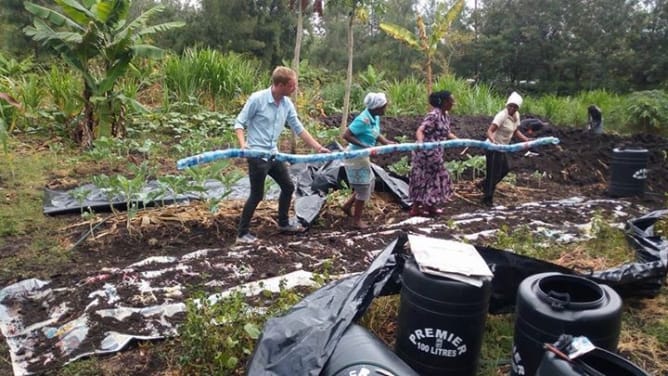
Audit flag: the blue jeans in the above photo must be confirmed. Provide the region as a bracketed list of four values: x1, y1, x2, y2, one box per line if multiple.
[238, 158, 294, 236]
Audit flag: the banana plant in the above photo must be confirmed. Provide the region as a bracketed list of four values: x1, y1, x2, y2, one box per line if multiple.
[23, 0, 184, 149]
[379, 0, 465, 94]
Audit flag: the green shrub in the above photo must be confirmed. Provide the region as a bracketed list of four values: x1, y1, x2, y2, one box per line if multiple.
[320, 80, 364, 114]
[623, 90, 668, 135]
[177, 285, 305, 375]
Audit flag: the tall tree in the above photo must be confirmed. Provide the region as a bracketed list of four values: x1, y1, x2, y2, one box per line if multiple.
[195, 0, 295, 68]
[380, 0, 465, 94]
[326, 0, 383, 131]
[0, 0, 50, 58]
[291, 0, 323, 71]
[472, 0, 640, 94]
[289, 1, 323, 153]
[624, 0, 667, 89]
[24, 0, 184, 148]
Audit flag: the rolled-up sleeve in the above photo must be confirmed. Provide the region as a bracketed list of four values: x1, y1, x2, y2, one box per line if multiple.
[234, 97, 255, 129]
[284, 98, 304, 135]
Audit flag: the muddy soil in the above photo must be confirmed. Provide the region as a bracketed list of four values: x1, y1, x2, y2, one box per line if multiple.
[1, 115, 666, 375]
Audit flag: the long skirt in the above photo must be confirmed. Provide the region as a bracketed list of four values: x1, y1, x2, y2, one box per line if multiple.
[409, 149, 453, 207]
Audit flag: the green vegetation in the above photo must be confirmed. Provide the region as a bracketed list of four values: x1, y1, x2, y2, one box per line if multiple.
[175, 284, 309, 375]
[23, 0, 184, 148]
[1, 1, 667, 375]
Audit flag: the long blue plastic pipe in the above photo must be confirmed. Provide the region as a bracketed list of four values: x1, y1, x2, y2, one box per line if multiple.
[176, 137, 560, 170]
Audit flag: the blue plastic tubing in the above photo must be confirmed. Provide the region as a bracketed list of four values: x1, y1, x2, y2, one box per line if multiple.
[176, 137, 560, 170]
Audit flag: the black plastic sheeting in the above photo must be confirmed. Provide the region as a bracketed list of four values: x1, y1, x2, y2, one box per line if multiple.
[589, 209, 668, 298]
[247, 210, 668, 376]
[43, 143, 412, 222]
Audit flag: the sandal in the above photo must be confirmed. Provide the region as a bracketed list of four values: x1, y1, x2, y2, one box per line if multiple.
[410, 205, 431, 217]
[430, 207, 444, 216]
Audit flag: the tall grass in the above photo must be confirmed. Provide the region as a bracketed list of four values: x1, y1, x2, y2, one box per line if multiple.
[383, 76, 428, 115]
[43, 65, 82, 120]
[0, 56, 660, 137]
[435, 75, 502, 116]
[163, 48, 263, 112]
[524, 90, 624, 131]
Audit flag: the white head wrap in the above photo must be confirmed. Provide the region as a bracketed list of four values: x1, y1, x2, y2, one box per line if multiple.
[506, 91, 523, 108]
[364, 92, 388, 110]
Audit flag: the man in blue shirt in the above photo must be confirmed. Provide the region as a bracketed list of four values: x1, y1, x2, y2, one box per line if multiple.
[234, 66, 330, 243]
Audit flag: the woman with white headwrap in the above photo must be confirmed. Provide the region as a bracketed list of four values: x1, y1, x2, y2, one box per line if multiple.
[341, 92, 395, 229]
[479, 91, 531, 207]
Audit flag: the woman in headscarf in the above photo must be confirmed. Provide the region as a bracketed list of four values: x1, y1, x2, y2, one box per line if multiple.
[341, 92, 395, 229]
[479, 91, 531, 206]
[409, 90, 459, 216]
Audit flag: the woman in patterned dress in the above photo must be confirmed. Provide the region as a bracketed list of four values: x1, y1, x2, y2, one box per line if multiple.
[341, 92, 395, 229]
[409, 90, 459, 216]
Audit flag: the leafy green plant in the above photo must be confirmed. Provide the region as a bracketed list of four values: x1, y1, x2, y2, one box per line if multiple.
[16, 74, 43, 122]
[492, 224, 557, 259]
[156, 174, 190, 205]
[177, 284, 305, 375]
[436, 76, 500, 116]
[623, 90, 668, 135]
[446, 159, 466, 181]
[501, 172, 517, 186]
[320, 80, 364, 115]
[92, 161, 155, 230]
[358, 64, 387, 91]
[388, 156, 411, 176]
[465, 155, 486, 180]
[69, 187, 92, 215]
[0, 89, 22, 133]
[531, 170, 547, 188]
[86, 136, 129, 161]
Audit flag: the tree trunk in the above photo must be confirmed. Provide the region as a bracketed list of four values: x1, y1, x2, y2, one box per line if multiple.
[111, 102, 126, 139]
[289, 0, 305, 154]
[426, 56, 433, 95]
[340, 12, 355, 132]
[74, 85, 96, 150]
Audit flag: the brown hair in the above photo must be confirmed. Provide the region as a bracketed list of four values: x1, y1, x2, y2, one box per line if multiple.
[271, 66, 296, 85]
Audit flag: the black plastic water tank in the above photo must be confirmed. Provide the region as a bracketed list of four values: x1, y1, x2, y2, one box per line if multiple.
[511, 273, 622, 376]
[609, 147, 649, 197]
[536, 347, 649, 376]
[395, 258, 491, 376]
[322, 323, 419, 376]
